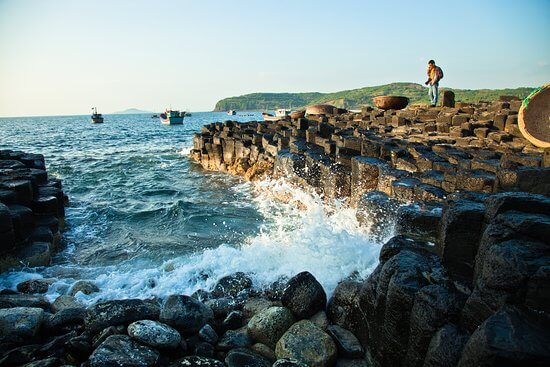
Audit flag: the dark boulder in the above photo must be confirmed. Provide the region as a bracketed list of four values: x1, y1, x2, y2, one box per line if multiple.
[423, 324, 470, 367]
[211, 272, 253, 298]
[88, 334, 160, 367]
[247, 306, 295, 349]
[127, 319, 182, 349]
[326, 325, 364, 358]
[404, 284, 467, 366]
[438, 199, 486, 284]
[85, 299, 160, 334]
[0, 306, 44, 344]
[159, 295, 213, 334]
[225, 348, 272, 367]
[217, 327, 252, 351]
[457, 306, 550, 367]
[281, 272, 327, 320]
[327, 281, 364, 336]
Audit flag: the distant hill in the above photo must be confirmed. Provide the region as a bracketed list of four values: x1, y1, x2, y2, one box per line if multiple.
[113, 108, 152, 114]
[213, 82, 533, 111]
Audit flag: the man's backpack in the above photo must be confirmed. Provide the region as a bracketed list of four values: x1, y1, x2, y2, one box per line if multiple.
[437, 67, 444, 80]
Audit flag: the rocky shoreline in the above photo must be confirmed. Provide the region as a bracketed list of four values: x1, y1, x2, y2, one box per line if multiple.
[187, 99, 550, 366]
[1, 96, 549, 367]
[0, 150, 67, 272]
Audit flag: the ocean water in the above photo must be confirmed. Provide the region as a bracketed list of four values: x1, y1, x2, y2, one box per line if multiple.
[0, 112, 388, 304]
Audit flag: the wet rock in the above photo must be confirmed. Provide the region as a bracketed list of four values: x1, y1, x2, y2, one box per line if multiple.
[199, 323, 219, 344]
[327, 324, 364, 358]
[395, 203, 441, 243]
[92, 325, 128, 348]
[309, 310, 329, 331]
[0, 344, 40, 366]
[458, 306, 550, 367]
[217, 326, 252, 351]
[170, 356, 225, 367]
[194, 341, 215, 357]
[281, 272, 327, 320]
[211, 272, 253, 298]
[438, 199, 485, 283]
[0, 294, 50, 311]
[327, 280, 363, 336]
[18, 242, 51, 268]
[51, 295, 82, 312]
[159, 295, 213, 334]
[275, 320, 337, 367]
[223, 310, 245, 330]
[66, 333, 93, 362]
[423, 324, 469, 367]
[273, 359, 308, 367]
[225, 348, 272, 367]
[405, 284, 467, 366]
[205, 297, 242, 319]
[358, 236, 441, 366]
[46, 306, 86, 332]
[243, 297, 276, 318]
[247, 306, 295, 349]
[16, 279, 52, 294]
[0, 307, 44, 343]
[69, 280, 99, 296]
[88, 334, 160, 367]
[265, 277, 289, 301]
[85, 299, 160, 333]
[21, 357, 59, 367]
[252, 342, 277, 362]
[127, 319, 181, 349]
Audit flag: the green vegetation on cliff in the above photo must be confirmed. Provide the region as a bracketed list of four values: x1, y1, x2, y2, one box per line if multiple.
[213, 82, 533, 111]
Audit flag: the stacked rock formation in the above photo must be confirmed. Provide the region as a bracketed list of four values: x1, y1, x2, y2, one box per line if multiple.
[190, 99, 550, 366]
[0, 150, 67, 271]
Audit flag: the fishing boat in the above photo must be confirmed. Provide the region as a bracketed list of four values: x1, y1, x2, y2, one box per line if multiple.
[160, 109, 184, 125]
[91, 107, 104, 123]
[262, 112, 283, 122]
[227, 110, 237, 116]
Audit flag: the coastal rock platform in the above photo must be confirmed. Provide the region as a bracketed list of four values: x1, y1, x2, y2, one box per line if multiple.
[0, 150, 67, 272]
[187, 99, 550, 366]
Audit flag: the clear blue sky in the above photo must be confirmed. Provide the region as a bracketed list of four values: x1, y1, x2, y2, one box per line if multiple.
[0, 0, 549, 116]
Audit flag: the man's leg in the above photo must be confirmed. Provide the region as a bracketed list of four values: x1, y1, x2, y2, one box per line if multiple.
[428, 85, 434, 106]
[433, 83, 439, 106]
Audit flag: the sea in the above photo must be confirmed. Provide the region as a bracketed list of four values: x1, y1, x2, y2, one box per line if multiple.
[0, 112, 389, 305]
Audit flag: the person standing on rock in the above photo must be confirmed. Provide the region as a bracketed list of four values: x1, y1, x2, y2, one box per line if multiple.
[425, 60, 444, 107]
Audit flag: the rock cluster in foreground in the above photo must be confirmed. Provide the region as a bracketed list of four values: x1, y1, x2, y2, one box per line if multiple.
[0, 150, 67, 272]
[0, 272, 369, 366]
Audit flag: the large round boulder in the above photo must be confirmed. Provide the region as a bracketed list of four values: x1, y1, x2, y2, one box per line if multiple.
[281, 272, 327, 319]
[69, 280, 99, 296]
[275, 320, 337, 367]
[127, 319, 181, 349]
[88, 334, 160, 367]
[159, 295, 213, 334]
[247, 306, 295, 349]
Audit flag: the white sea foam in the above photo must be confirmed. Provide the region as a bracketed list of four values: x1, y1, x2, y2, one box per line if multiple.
[1, 178, 387, 305]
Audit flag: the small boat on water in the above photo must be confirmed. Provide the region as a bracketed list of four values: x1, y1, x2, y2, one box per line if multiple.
[91, 107, 104, 123]
[262, 108, 305, 121]
[262, 112, 283, 122]
[227, 110, 237, 116]
[160, 109, 185, 125]
[151, 114, 159, 118]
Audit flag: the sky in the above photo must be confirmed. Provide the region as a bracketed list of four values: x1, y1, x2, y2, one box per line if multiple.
[0, 0, 549, 117]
